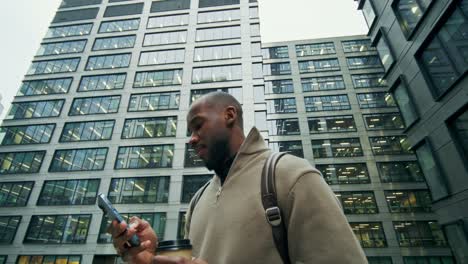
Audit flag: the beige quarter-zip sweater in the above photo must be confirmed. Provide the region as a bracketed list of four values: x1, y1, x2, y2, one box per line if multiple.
[186, 127, 367, 264]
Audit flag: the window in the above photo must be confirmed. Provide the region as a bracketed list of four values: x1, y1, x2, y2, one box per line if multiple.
[6, 100, 63, 120]
[24, 214, 91, 244]
[99, 18, 140, 33]
[450, 107, 468, 162]
[342, 39, 375, 53]
[185, 144, 204, 167]
[50, 148, 107, 172]
[415, 141, 448, 200]
[296, 42, 336, 56]
[357, 92, 396, 108]
[363, 113, 405, 130]
[197, 9, 240, 24]
[299, 58, 340, 73]
[416, 1, 468, 97]
[103, 3, 144, 17]
[0, 151, 45, 174]
[393, 0, 433, 38]
[352, 73, 386, 88]
[350, 222, 387, 248]
[60, 0, 101, 8]
[0, 256, 5, 264]
[148, 14, 189, 28]
[0, 216, 21, 244]
[151, 0, 190, 12]
[37, 179, 100, 206]
[18, 78, 71, 96]
[262, 46, 288, 59]
[249, 7, 259, 19]
[37, 40, 86, 56]
[378, 161, 425, 183]
[53, 8, 99, 23]
[128, 92, 180, 111]
[0, 124, 54, 145]
[392, 78, 418, 127]
[27, 58, 80, 75]
[93, 35, 135, 50]
[251, 42, 262, 57]
[304, 95, 351, 112]
[199, 0, 239, 8]
[143, 31, 187, 46]
[312, 138, 364, 158]
[78, 73, 126, 91]
[444, 220, 468, 263]
[369, 136, 412, 155]
[0, 182, 33, 207]
[267, 119, 300, 136]
[115, 145, 174, 169]
[252, 63, 263, 79]
[69, 96, 120, 115]
[393, 221, 447, 247]
[182, 175, 212, 203]
[139, 49, 185, 65]
[263, 62, 291, 75]
[266, 98, 297, 113]
[122, 117, 177, 139]
[190, 88, 242, 104]
[98, 212, 166, 243]
[335, 191, 378, 214]
[196, 26, 241, 41]
[347, 56, 382, 69]
[360, 0, 377, 28]
[108, 177, 169, 203]
[18, 256, 82, 264]
[254, 86, 264, 103]
[368, 257, 393, 264]
[194, 44, 241, 61]
[85, 53, 131, 70]
[302, 76, 345, 92]
[60, 120, 114, 142]
[192, 65, 242, 83]
[255, 111, 267, 131]
[317, 163, 370, 184]
[307, 115, 356, 133]
[385, 190, 432, 213]
[45, 23, 92, 39]
[265, 80, 294, 94]
[269, 141, 304, 158]
[92, 256, 120, 264]
[134, 69, 182, 88]
[250, 24, 260, 36]
[375, 30, 395, 72]
[403, 256, 455, 264]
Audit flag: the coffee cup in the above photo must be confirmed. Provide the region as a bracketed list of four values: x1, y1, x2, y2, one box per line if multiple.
[156, 239, 192, 259]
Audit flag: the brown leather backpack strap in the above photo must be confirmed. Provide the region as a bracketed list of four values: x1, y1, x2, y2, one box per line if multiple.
[261, 152, 291, 264]
[185, 180, 211, 237]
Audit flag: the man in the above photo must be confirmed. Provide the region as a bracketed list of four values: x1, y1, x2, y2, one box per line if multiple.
[110, 92, 368, 264]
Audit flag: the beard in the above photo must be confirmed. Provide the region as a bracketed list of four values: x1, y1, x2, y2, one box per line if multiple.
[203, 133, 230, 172]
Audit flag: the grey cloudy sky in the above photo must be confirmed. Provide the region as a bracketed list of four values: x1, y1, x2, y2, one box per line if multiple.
[0, 0, 366, 120]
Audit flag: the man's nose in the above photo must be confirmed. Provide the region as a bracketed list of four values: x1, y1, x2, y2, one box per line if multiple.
[188, 132, 199, 146]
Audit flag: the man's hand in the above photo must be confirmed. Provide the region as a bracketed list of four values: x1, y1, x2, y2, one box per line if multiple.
[108, 216, 158, 264]
[152, 256, 208, 264]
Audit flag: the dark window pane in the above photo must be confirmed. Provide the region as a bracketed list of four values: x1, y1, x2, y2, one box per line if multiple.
[269, 141, 304, 158]
[108, 177, 169, 204]
[308, 115, 356, 133]
[50, 148, 107, 172]
[266, 98, 297, 113]
[335, 191, 378, 214]
[350, 222, 387, 248]
[24, 215, 91, 244]
[393, 221, 447, 247]
[312, 138, 363, 158]
[0, 182, 34, 207]
[317, 163, 370, 184]
[38, 179, 100, 206]
[377, 161, 425, 183]
[181, 175, 212, 203]
[115, 145, 173, 169]
[385, 190, 432, 213]
[267, 119, 300, 136]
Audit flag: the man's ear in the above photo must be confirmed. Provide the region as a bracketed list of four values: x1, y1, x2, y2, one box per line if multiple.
[225, 106, 237, 127]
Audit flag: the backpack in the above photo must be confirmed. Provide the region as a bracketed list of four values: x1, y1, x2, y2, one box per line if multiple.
[186, 152, 291, 264]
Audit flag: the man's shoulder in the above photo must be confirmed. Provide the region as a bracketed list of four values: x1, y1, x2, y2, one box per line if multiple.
[275, 154, 322, 188]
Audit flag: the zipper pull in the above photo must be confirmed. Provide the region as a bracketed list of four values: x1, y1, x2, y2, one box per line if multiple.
[215, 187, 222, 201]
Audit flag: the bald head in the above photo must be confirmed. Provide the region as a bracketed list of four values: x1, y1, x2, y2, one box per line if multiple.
[191, 91, 244, 129]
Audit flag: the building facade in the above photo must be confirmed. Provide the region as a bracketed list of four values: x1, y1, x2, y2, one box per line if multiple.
[0, 0, 461, 263]
[355, 0, 468, 263]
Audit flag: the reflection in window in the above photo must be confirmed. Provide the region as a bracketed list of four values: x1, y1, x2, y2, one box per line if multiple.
[393, 0, 433, 37]
[342, 39, 375, 53]
[148, 14, 189, 28]
[60, 120, 114, 142]
[6, 100, 63, 120]
[266, 98, 297, 113]
[385, 190, 432, 213]
[263, 62, 291, 75]
[377, 161, 425, 183]
[350, 222, 387, 248]
[139, 49, 185, 65]
[185, 144, 204, 167]
[308, 115, 356, 133]
[267, 119, 300, 136]
[369, 136, 412, 155]
[190, 88, 242, 104]
[128, 92, 180, 111]
[194, 44, 241, 61]
[182, 175, 212, 203]
[108, 177, 169, 204]
[265, 79, 294, 94]
[99, 18, 140, 33]
[335, 191, 378, 214]
[0, 216, 21, 244]
[38, 179, 100, 206]
[18, 255, 82, 264]
[312, 138, 363, 158]
[415, 142, 448, 200]
[269, 141, 304, 158]
[69, 96, 120, 115]
[403, 256, 455, 264]
[122, 117, 177, 139]
[363, 113, 405, 130]
[262, 46, 288, 59]
[18, 78, 71, 96]
[24, 214, 91, 244]
[357, 92, 396, 108]
[304, 95, 351, 112]
[302, 76, 345, 92]
[85, 53, 131, 70]
[134, 69, 182, 88]
[296, 42, 336, 56]
[197, 9, 240, 24]
[393, 221, 447, 247]
[361, 0, 377, 28]
[79, 73, 126, 91]
[376, 32, 395, 72]
[37, 40, 86, 56]
[115, 145, 174, 169]
[393, 80, 418, 127]
[450, 107, 468, 162]
[352, 73, 386, 88]
[0, 182, 33, 207]
[0, 151, 45, 174]
[196, 26, 241, 41]
[46, 23, 92, 38]
[144, 31, 187, 46]
[27, 58, 80, 75]
[93, 35, 135, 50]
[0, 124, 54, 145]
[317, 163, 370, 184]
[50, 148, 107, 172]
[192, 65, 242, 83]
[299, 59, 340, 73]
[347, 56, 382, 69]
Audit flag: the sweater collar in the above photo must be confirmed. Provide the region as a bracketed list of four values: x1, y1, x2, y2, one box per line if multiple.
[237, 126, 269, 155]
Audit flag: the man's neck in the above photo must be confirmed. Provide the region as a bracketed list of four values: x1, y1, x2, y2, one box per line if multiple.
[215, 153, 237, 185]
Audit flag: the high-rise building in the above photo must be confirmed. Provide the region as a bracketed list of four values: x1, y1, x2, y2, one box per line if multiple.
[0, 0, 460, 263]
[354, 0, 468, 263]
[0, 94, 4, 119]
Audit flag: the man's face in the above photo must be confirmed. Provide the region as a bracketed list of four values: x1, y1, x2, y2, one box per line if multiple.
[187, 102, 231, 171]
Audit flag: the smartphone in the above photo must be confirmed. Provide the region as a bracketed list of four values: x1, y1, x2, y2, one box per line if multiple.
[97, 193, 140, 247]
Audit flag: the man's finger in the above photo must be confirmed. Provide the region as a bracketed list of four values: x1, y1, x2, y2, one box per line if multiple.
[152, 255, 187, 264]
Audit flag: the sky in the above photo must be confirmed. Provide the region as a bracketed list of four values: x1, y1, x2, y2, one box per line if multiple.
[0, 0, 367, 120]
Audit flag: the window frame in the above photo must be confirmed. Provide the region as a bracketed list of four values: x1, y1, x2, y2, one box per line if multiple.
[391, 0, 435, 40]
[68, 95, 121, 116]
[92, 34, 136, 51]
[49, 147, 108, 172]
[59, 119, 115, 142]
[371, 28, 396, 76]
[389, 75, 420, 130]
[121, 116, 177, 139]
[0, 182, 34, 207]
[0, 216, 22, 244]
[0, 124, 56, 145]
[127, 92, 180, 112]
[36, 39, 87, 57]
[446, 103, 468, 172]
[98, 18, 140, 33]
